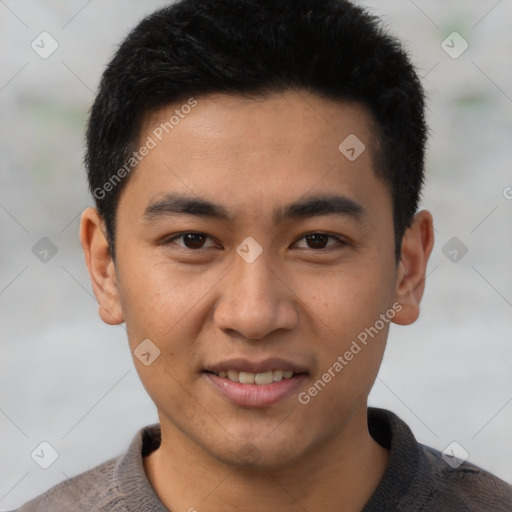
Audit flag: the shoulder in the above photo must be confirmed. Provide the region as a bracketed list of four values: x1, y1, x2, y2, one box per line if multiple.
[414, 443, 512, 511]
[8, 423, 162, 512]
[9, 455, 124, 512]
[366, 408, 512, 512]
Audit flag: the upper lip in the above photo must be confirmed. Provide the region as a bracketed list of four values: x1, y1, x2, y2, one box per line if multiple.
[204, 358, 309, 374]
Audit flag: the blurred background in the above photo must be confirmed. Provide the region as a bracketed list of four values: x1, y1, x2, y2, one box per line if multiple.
[1, 0, 511, 508]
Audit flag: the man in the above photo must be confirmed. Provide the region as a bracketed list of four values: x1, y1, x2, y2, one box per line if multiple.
[13, 0, 512, 510]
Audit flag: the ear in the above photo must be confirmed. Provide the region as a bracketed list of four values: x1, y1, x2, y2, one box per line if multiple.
[80, 207, 124, 325]
[392, 210, 434, 326]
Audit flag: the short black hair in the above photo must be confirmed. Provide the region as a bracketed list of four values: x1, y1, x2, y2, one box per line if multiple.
[86, 0, 427, 261]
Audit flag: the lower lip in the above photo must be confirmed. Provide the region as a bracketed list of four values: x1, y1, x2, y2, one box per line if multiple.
[203, 372, 308, 407]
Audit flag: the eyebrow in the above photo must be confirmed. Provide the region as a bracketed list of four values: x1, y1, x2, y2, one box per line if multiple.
[142, 192, 367, 224]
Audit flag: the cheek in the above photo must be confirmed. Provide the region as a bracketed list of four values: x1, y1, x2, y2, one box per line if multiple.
[299, 261, 395, 339]
[293, 260, 394, 397]
[117, 259, 204, 410]
[117, 253, 215, 340]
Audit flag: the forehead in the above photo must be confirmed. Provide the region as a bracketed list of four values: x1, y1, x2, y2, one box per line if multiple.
[121, 91, 391, 227]
[142, 91, 379, 161]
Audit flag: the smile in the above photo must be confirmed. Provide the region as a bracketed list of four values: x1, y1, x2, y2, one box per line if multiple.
[206, 369, 296, 385]
[203, 370, 308, 407]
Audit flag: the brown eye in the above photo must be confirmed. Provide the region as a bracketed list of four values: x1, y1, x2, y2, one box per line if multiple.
[165, 232, 216, 250]
[181, 233, 207, 249]
[305, 233, 329, 249]
[295, 232, 344, 250]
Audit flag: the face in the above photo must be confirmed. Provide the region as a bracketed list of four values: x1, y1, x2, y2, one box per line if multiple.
[84, 91, 426, 470]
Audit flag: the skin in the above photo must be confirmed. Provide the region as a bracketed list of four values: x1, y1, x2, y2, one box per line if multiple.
[81, 90, 434, 511]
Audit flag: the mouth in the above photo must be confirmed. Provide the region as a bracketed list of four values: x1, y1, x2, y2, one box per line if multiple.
[203, 369, 303, 385]
[202, 359, 309, 407]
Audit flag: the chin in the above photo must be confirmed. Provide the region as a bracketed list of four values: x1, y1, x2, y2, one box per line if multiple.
[207, 435, 306, 471]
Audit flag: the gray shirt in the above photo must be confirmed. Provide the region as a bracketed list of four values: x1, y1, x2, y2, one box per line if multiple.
[11, 408, 512, 511]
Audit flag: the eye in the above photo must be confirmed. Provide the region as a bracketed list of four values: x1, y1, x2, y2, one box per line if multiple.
[294, 232, 345, 250]
[164, 232, 218, 250]
[162, 231, 345, 251]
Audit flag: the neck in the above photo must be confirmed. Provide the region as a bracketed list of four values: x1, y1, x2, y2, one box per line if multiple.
[144, 406, 389, 511]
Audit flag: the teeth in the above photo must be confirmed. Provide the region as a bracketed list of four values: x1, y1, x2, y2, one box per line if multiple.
[254, 371, 273, 385]
[214, 369, 297, 384]
[273, 370, 284, 381]
[239, 371, 255, 384]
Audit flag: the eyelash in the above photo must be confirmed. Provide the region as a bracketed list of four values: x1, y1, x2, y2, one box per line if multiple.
[162, 231, 346, 251]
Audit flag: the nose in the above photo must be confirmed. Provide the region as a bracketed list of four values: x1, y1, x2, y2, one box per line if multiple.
[213, 250, 299, 340]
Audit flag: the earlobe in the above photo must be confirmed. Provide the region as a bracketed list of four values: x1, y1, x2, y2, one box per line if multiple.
[80, 207, 124, 325]
[392, 210, 434, 326]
